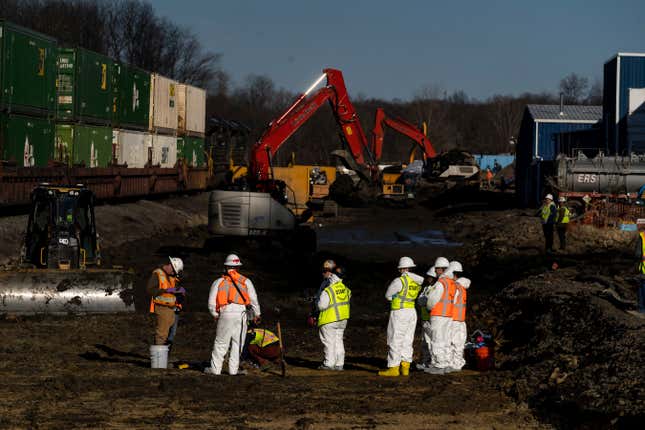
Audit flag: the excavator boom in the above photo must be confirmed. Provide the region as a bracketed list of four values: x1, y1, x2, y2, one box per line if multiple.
[250, 68, 374, 182]
[372, 107, 437, 162]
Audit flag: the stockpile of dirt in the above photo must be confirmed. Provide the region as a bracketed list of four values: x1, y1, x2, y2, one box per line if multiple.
[442, 208, 644, 427]
[488, 271, 644, 427]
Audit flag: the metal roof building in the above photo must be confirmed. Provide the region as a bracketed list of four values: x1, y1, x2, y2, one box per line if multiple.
[603, 53, 645, 154]
[517, 104, 602, 207]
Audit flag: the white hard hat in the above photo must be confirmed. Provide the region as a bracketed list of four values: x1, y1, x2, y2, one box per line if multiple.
[169, 257, 184, 275]
[433, 257, 449, 268]
[456, 277, 471, 289]
[426, 266, 437, 277]
[545, 194, 553, 200]
[323, 259, 336, 271]
[397, 256, 416, 269]
[558, 196, 566, 202]
[448, 261, 463, 273]
[224, 254, 242, 267]
[637, 218, 645, 225]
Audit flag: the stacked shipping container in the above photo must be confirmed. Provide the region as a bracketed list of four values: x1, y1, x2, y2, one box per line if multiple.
[0, 19, 206, 172]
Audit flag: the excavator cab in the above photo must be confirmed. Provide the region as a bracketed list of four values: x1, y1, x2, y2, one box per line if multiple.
[23, 185, 100, 270]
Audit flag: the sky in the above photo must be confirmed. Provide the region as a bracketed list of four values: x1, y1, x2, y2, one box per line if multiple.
[153, 0, 645, 101]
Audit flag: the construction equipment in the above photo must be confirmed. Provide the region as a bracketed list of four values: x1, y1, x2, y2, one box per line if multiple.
[210, 68, 378, 242]
[0, 185, 134, 314]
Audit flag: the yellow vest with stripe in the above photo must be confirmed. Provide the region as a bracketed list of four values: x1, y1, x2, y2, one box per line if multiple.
[318, 281, 351, 326]
[638, 232, 645, 274]
[541, 202, 556, 223]
[391, 273, 421, 310]
[249, 328, 279, 347]
[558, 206, 570, 224]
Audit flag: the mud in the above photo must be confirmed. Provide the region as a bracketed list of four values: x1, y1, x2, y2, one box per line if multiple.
[0, 192, 642, 428]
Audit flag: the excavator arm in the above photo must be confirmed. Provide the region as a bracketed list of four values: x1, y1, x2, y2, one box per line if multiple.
[372, 107, 437, 162]
[250, 68, 374, 183]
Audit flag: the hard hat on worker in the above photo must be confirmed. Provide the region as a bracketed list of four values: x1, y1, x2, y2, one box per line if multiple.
[558, 196, 566, 203]
[397, 256, 416, 269]
[426, 266, 437, 277]
[433, 257, 449, 268]
[169, 257, 184, 275]
[322, 259, 336, 271]
[545, 194, 554, 201]
[224, 254, 242, 267]
[456, 277, 471, 289]
[448, 261, 463, 273]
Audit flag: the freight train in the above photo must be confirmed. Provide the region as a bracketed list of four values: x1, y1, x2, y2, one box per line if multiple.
[0, 20, 211, 208]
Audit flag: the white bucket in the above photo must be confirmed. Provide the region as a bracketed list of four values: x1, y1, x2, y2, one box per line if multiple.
[150, 344, 170, 369]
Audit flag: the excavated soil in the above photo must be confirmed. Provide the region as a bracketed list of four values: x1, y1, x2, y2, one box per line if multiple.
[0, 192, 642, 428]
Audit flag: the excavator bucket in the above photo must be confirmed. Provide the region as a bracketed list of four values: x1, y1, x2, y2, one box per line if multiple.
[0, 268, 135, 315]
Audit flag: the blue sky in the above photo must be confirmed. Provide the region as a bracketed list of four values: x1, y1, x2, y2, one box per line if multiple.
[154, 0, 645, 101]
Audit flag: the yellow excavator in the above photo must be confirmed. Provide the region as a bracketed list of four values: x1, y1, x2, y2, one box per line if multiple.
[0, 185, 134, 314]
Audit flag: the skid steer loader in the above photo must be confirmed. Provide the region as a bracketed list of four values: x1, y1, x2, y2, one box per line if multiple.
[0, 185, 135, 314]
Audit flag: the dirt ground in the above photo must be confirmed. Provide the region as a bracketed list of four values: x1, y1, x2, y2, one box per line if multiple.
[0, 192, 643, 429]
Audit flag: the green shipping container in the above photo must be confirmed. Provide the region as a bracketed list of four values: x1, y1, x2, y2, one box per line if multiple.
[114, 63, 150, 129]
[55, 123, 112, 167]
[177, 136, 205, 167]
[57, 48, 114, 124]
[0, 113, 54, 167]
[0, 20, 57, 115]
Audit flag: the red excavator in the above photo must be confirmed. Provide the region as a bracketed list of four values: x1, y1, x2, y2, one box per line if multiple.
[371, 107, 436, 162]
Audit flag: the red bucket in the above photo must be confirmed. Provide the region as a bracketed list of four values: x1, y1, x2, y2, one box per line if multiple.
[474, 346, 494, 371]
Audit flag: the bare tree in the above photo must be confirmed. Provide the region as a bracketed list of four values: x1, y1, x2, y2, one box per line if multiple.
[559, 73, 589, 104]
[586, 79, 603, 105]
[487, 95, 525, 153]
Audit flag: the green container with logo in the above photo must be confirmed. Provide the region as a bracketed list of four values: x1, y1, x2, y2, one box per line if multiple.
[113, 62, 150, 130]
[0, 20, 57, 115]
[0, 113, 54, 167]
[55, 123, 112, 167]
[57, 47, 114, 124]
[177, 136, 205, 167]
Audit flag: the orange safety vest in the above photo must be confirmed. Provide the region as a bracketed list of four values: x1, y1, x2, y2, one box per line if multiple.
[452, 284, 467, 322]
[215, 271, 250, 311]
[149, 268, 177, 313]
[430, 277, 455, 318]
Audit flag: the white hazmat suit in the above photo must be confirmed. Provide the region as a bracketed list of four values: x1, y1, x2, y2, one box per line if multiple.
[207, 271, 260, 375]
[450, 277, 470, 370]
[317, 273, 348, 369]
[424, 274, 454, 369]
[385, 272, 425, 368]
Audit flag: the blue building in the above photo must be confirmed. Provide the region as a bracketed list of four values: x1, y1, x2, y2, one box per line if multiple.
[517, 105, 602, 207]
[603, 53, 645, 154]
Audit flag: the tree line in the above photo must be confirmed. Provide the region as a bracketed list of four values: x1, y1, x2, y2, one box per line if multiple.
[1, 0, 603, 165]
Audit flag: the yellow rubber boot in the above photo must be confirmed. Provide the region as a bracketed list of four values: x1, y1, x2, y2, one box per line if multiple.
[378, 366, 400, 377]
[400, 361, 411, 376]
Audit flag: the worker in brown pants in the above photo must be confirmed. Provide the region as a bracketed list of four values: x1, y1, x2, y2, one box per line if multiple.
[147, 257, 185, 345]
[243, 327, 281, 371]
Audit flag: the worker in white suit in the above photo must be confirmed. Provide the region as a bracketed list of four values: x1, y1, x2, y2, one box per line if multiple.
[317, 264, 351, 371]
[447, 276, 470, 372]
[379, 256, 424, 377]
[416, 257, 450, 370]
[423, 260, 457, 374]
[205, 254, 261, 376]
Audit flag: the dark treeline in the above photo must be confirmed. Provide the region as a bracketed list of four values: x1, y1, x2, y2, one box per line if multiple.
[1, 0, 603, 164]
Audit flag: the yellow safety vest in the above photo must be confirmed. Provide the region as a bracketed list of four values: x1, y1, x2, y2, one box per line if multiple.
[391, 273, 421, 310]
[541, 202, 556, 223]
[318, 281, 351, 326]
[558, 206, 570, 224]
[639, 232, 645, 274]
[249, 329, 279, 348]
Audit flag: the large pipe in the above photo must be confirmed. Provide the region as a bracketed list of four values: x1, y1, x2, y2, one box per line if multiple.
[556, 154, 645, 194]
[0, 269, 135, 314]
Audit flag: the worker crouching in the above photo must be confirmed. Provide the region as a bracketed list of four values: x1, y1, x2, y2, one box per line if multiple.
[205, 254, 261, 376]
[317, 263, 351, 371]
[243, 326, 281, 371]
[379, 256, 423, 377]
